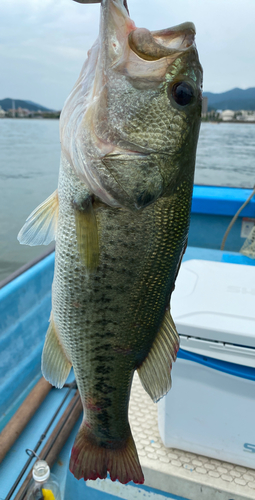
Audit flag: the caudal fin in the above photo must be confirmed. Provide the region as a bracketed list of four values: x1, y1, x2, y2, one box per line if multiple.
[69, 422, 144, 484]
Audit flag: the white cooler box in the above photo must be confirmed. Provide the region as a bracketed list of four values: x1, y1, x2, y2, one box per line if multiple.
[158, 259, 255, 468]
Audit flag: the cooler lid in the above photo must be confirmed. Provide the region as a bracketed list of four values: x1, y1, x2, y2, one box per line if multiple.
[179, 335, 255, 368]
[171, 259, 255, 349]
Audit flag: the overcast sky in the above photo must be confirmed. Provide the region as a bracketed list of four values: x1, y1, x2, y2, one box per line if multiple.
[1, 0, 254, 110]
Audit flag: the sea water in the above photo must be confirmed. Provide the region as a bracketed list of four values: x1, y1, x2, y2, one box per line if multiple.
[0, 119, 255, 282]
[195, 122, 255, 187]
[0, 119, 59, 281]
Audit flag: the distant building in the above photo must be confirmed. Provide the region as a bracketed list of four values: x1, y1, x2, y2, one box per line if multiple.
[12, 99, 15, 118]
[202, 97, 208, 116]
[219, 109, 255, 122]
[16, 107, 31, 117]
[221, 109, 235, 121]
[236, 110, 255, 121]
[0, 106, 6, 118]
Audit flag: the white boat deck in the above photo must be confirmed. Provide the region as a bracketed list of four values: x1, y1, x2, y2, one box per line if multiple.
[128, 373, 255, 500]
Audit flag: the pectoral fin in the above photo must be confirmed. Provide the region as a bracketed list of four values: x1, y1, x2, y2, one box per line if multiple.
[73, 195, 100, 270]
[137, 309, 179, 403]
[18, 190, 58, 246]
[42, 314, 72, 388]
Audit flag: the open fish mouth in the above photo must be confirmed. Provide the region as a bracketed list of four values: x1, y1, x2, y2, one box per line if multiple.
[152, 22, 196, 50]
[73, 1, 195, 56]
[128, 22, 196, 61]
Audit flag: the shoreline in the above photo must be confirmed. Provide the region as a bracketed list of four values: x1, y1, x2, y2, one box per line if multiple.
[0, 116, 59, 120]
[1, 117, 254, 123]
[202, 120, 255, 124]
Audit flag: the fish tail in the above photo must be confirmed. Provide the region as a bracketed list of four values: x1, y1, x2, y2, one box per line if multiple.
[69, 422, 144, 484]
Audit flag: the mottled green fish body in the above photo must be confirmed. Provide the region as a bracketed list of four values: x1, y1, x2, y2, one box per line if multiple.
[18, 0, 202, 485]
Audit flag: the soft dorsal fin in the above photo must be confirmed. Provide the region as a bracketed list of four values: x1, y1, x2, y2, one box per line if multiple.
[18, 190, 59, 246]
[137, 309, 179, 403]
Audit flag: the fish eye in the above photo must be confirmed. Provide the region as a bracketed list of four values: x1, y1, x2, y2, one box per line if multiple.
[170, 81, 194, 106]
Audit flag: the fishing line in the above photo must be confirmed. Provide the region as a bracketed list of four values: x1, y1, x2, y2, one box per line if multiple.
[220, 185, 255, 251]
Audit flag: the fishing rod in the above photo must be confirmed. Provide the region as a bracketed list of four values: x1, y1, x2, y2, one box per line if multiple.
[4, 381, 77, 500]
[14, 392, 82, 500]
[0, 378, 52, 464]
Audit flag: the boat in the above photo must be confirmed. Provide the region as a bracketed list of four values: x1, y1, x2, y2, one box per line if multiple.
[1, 184, 255, 500]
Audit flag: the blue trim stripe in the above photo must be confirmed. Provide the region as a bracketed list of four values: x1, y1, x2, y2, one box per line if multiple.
[178, 348, 255, 381]
[192, 185, 255, 217]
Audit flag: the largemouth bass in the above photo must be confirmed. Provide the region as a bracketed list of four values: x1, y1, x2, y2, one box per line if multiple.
[18, 0, 202, 485]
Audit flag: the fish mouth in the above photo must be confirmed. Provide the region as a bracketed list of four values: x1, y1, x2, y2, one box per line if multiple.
[152, 22, 196, 50]
[128, 22, 196, 61]
[93, 2, 198, 86]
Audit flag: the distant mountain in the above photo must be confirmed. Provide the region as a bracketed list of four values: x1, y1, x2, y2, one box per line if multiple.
[2, 89, 255, 113]
[0, 98, 53, 112]
[203, 88, 255, 111]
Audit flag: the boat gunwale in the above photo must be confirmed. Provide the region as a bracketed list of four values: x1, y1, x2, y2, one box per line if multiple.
[0, 246, 55, 290]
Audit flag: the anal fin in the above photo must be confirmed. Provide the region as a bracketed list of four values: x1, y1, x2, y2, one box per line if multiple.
[18, 190, 58, 246]
[73, 195, 100, 270]
[42, 314, 72, 388]
[137, 309, 179, 403]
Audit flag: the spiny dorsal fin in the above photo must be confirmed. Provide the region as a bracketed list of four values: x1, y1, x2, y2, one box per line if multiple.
[73, 195, 100, 270]
[137, 309, 179, 403]
[18, 190, 58, 246]
[42, 313, 72, 388]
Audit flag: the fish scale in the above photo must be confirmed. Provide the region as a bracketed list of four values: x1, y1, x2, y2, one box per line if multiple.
[53, 155, 191, 442]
